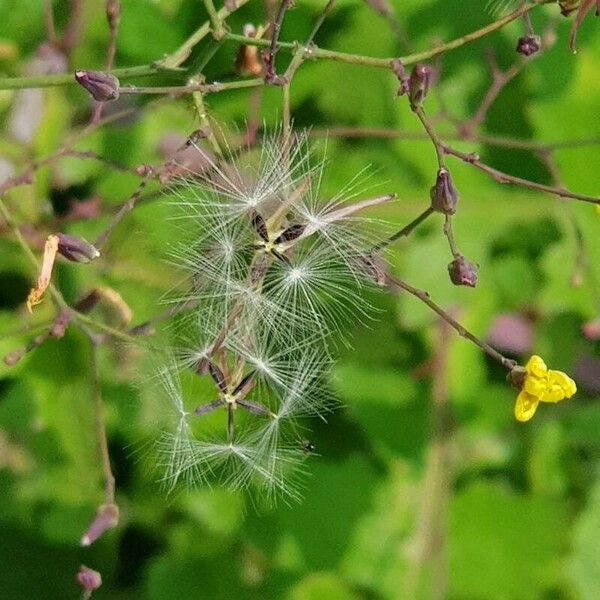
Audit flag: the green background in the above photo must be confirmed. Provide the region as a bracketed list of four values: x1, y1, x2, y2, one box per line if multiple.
[0, 0, 599, 598]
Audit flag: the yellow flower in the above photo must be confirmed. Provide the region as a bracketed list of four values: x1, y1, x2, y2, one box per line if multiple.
[514, 355, 577, 422]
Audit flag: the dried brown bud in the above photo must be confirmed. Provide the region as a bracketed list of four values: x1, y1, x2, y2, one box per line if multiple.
[430, 168, 458, 215]
[447, 255, 478, 288]
[234, 24, 263, 77]
[74, 70, 120, 102]
[81, 503, 119, 546]
[76, 565, 102, 595]
[408, 63, 432, 109]
[516, 35, 541, 56]
[57, 233, 100, 263]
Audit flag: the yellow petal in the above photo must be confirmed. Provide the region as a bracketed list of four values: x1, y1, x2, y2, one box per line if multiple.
[549, 370, 577, 398]
[539, 386, 565, 403]
[515, 391, 539, 422]
[524, 375, 546, 398]
[525, 355, 547, 378]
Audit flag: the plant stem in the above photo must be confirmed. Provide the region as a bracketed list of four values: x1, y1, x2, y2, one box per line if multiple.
[414, 106, 446, 167]
[372, 207, 434, 252]
[224, 1, 542, 69]
[0, 0, 545, 91]
[443, 144, 600, 205]
[0, 65, 174, 90]
[90, 342, 116, 504]
[387, 273, 515, 370]
[203, 0, 226, 39]
[118, 77, 263, 95]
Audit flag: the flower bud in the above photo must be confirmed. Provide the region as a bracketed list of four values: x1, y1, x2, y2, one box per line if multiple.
[74, 70, 120, 102]
[447, 255, 478, 288]
[57, 233, 100, 263]
[76, 565, 102, 596]
[430, 167, 458, 215]
[516, 35, 541, 56]
[408, 63, 431, 109]
[81, 502, 119, 546]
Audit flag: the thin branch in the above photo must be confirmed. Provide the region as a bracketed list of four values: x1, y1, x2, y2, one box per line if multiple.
[43, 0, 57, 45]
[0, 0, 546, 91]
[117, 77, 263, 95]
[203, 0, 226, 39]
[308, 126, 600, 153]
[224, 0, 544, 69]
[443, 144, 600, 205]
[459, 51, 525, 138]
[414, 106, 446, 168]
[386, 273, 515, 370]
[93, 170, 154, 249]
[443, 215, 460, 259]
[263, 0, 293, 84]
[90, 341, 115, 504]
[372, 207, 434, 252]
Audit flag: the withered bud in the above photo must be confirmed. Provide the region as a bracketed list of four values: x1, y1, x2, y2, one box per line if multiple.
[76, 565, 102, 595]
[516, 35, 541, 56]
[408, 63, 432, 109]
[234, 24, 263, 77]
[74, 70, 120, 102]
[390, 58, 410, 97]
[447, 255, 478, 288]
[57, 233, 100, 263]
[81, 503, 119, 546]
[430, 167, 458, 215]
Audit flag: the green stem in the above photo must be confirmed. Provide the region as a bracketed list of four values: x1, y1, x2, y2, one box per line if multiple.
[0, 64, 175, 90]
[118, 77, 263, 95]
[203, 0, 226, 40]
[0, 0, 543, 91]
[224, 1, 542, 69]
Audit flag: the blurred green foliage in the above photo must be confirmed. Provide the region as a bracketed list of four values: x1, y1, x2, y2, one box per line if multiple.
[0, 0, 599, 598]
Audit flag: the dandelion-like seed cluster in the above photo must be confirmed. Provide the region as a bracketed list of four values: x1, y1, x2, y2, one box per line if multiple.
[152, 131, 392, 501]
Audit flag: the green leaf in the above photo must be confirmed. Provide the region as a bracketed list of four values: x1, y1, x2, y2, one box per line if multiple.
[448, 482, 568, 599]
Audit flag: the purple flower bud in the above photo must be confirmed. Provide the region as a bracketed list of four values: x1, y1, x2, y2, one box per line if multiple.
[81, 503, 119, 546]
[516, 35, 541, 56]
[57, 233, 100, 263]
[430, 168, 458, 215]
[408, 63, 432, 109]
[448, 255, 478, 288]
[76, 565, 102, 595]
[74, 70, 120, 102]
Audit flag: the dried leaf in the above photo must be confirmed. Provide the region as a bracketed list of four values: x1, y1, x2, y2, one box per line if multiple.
[26, 235, 59, 312]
